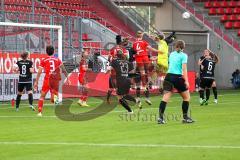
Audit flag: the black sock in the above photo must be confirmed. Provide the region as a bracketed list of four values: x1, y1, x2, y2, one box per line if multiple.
[123, 95, 136, 103]
[16, 94, 22, 109]
[107, 90, 112, 101]
[159, 101, 167, 119]
[119, 98, 132, 112]
[182, 101, 189, 119]
[144, 88, 149, 98]
[199, 90, 204, 99]
[212, 87, 218, 99]
[206, 88, 210, 101]
[136, 87, 141, 98]
[28, 93, 33, 106]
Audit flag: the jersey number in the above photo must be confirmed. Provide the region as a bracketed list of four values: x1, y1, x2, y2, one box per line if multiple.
[136, 43, 143, 51]
[22, 65, 26, 75]
[208, 62, 213, 71]
[49, 60, 55, 73]
[120, 62, 128, 74]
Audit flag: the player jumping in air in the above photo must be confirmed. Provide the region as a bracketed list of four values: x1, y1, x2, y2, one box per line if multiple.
[13, 51, 35, 111]
[198, 49, 219, 105]
[107, 50, 139, 113]
[34, 45, 69, 117]
[158, 40, 194, 124]
[78, 50, 90, 107]
[133, 31, 160, 106]
[107, 35, 128, 104]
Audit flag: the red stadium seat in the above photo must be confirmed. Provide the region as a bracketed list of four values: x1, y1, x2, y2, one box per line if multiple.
[229, 1, 237, 8]
[225, 21, 233, 29]
[221, 15, 228, 22]
[233, 8, 240, 14]
[213, 2, 221, 8]
[220, 1, 228, 8]
[225, 8, 233, 14]
[209, 8, 217, 15]
[233, 21, 240, 29]
[238, 30, 240, 36]
[217, 8, 225, 15]
[229, 15, 237, 21]
[204, 2, 212, 8]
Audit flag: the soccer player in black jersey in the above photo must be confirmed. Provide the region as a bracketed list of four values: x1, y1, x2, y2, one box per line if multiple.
[198, 49, 219, 105]
[13, 52, 35, 111]
[107, 50, 140, 113]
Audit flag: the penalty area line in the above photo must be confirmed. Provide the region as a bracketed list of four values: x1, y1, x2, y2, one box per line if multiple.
[0, 141, 240, 149]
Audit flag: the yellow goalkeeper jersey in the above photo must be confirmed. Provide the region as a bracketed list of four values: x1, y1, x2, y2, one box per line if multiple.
[157, 39, 169, 69]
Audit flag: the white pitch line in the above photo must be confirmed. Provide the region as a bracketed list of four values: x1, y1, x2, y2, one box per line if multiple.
[0, 141, 240, 149]
[0, 101, 240, 118]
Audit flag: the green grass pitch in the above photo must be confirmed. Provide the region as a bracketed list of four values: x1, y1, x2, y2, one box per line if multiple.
[0, 90, 240, 160]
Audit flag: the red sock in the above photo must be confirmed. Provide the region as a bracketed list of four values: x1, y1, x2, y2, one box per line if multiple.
[80, 96, 84, 101]
[83, 96, 88, 101]
[38, 98, 44, 113]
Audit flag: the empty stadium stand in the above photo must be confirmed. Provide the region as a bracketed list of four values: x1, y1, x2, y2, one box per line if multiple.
[175, 0, 240, 52]
[1, 0, 135, 53]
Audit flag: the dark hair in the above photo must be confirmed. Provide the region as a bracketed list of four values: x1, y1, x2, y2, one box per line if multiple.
[158, 34, 164, 40]
[21, 52, 29, 60]
[175, 40, 185, 53]
[116, 35, 122, 45]
[46, 45, 54, 56]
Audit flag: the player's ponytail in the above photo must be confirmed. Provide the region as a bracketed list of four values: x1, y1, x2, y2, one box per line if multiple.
[212, 53, 220, 63]
[175, 40, 185, 53]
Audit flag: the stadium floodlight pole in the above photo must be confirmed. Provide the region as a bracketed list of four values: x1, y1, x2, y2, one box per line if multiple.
[0, 21, 63, 102]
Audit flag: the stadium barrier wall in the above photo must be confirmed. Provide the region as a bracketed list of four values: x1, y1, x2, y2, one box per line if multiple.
[0, 52, 50, 101]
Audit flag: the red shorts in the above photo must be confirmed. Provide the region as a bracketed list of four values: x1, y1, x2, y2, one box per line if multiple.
[135, 56, 150, 67]
[42, 78, 60, 94]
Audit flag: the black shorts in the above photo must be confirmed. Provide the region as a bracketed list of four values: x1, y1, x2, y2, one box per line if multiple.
[200, 78, 214, 89]
[117, 78, 131, 95]
[109, 76, 116, 89]
[163, 73, 188, 93]
[18, 83, 32, 92]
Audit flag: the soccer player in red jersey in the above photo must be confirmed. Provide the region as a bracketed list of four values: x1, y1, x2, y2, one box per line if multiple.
[77, 50, 90, 107]
[133, 31, 160, 106]
[34, 45, 69, 117]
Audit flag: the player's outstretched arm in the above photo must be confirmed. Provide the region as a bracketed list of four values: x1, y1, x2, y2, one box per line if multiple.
[34, 67, 43, 91]
[147, 45, 159, 53]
